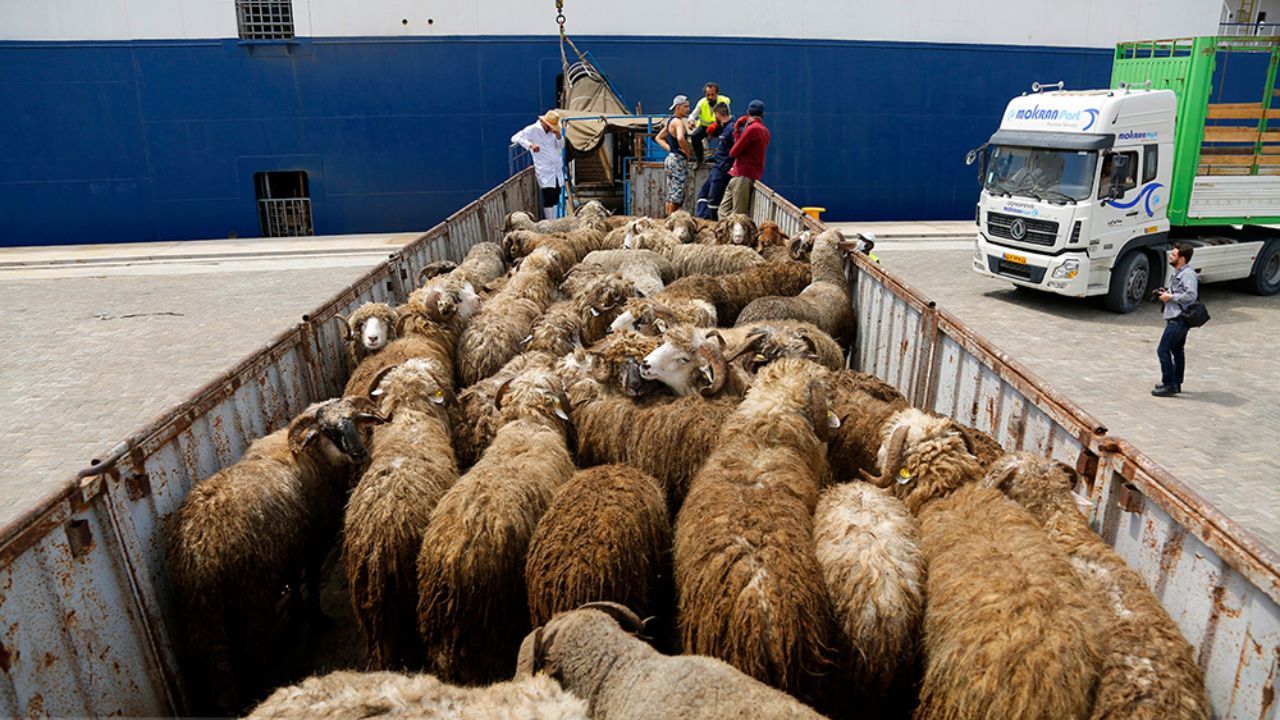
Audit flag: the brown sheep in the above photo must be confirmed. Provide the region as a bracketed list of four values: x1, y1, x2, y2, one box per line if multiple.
[659, 260, 810, 325]
[609, 295, 718, 334]
[343, 319, 456, 398]
[735, 228, 855, 341]
[712, 212, 759, 247]
[415, 241, 508, 294]
[526, 272, 636, 356]
[516, 603, 826, 720]
[449, 350, 556, 470]
[756, 221, 795, 263]
[826, 369, 910, 480]
[502, 219, 610, 264]
[337, 302, 399, 365]
[580, 248, 675, 298]
[416, 368, 577, 684]
[525, 465, 671, 627]
[723, 320, 845, 377]
[867, 408, 1102, 720]
[455, 245, 572, 386]
[247, 670, 589, 719]
[674, 359, 841, 704]
[813, 482, 924, 704]
[502, 199, 609, 235]
[986, 453, 1211, 720]
[665, 242, 764, 277]
[664, 209, 701, 243]
[343, 359, 459, 670]
[165, 397, 387, 715]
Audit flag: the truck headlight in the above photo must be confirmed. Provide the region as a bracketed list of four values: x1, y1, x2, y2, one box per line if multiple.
[974, 246, 983, 263]
[1052, 259, 1080, 279]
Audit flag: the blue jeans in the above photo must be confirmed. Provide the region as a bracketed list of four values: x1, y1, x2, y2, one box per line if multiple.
[1157, 316, 1189, 386]
[695, 167, 730, 220]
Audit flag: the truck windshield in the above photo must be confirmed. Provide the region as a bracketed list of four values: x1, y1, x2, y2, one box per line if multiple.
[983, 145, 1097, 203]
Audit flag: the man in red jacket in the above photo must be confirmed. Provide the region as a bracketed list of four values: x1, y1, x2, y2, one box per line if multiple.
[718, 99, 770, 219]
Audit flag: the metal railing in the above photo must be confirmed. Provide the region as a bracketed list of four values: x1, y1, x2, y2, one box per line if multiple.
[235, 0, 295, 40]
[258, 197, 313, 237]
[1218, 21, 1280, 37]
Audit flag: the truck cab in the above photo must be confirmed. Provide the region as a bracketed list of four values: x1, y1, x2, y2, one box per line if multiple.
[972, 87, 1178, 310]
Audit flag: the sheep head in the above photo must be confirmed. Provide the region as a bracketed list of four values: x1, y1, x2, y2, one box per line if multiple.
[983, 452, 1092, 522]
[516, 602, 647, 683]
[368, 358, 456, 422]
[621, 217, 656, 250]
[640, 326, 732, 397]
[493, 368, 573, 431]
[405, 277, 481, 328]
[609, 298, 680, 337]
[757, 221, 789, 253]
[742, 359, 841, 446]
[287, 397, 387, 466]
[340, 302, 400, 361]
[664, 210, 698, 243]
[728, 325, 824, 375]
[579, 273, 637, 342]
[865, 408, 982, 513]
[584, 330, 663, 397]
[575, 200, 610, 224]
[502, 229, 546, 261]
[416, 260, 459, 287]
[503, 210, 537, 232]
[716, 213, 758, 247]
[789, 230, 815, 261]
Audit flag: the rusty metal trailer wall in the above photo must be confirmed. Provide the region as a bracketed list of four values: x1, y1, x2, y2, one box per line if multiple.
[634, 159, 1278, 718]
[0, 169, 539, 718]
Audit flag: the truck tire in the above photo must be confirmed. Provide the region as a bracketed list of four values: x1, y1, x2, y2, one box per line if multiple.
[1105, 250, 1150, 313]
[1248, 241, 1280, 296]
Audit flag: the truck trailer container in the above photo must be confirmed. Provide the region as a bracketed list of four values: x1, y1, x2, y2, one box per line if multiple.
[0, 166, 1274, 718]
[971, 36, 1280, 312]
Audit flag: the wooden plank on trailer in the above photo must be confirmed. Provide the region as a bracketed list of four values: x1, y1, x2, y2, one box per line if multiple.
[1205, 103, 1280, 119]
[1203, 127, 1261, 142]
[1199, 154, 1258, 166]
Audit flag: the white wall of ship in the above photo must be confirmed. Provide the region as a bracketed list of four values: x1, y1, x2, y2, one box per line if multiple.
[1, 0, 1226, 47]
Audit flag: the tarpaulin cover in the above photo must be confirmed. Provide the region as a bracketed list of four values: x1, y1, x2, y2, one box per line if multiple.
[557, 69, 656, 157]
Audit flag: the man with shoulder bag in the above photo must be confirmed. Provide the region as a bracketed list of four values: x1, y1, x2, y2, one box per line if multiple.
[1152, 242, 1206, 397]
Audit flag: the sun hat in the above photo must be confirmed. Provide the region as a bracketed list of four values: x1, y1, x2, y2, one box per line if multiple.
[539, 110, 562, 131]
[669, 94, 690, 111]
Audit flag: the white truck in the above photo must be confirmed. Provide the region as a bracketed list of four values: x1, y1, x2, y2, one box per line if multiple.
[968, 36, 1280, 312]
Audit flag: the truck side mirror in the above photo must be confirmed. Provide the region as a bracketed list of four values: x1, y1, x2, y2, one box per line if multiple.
[965, 144, 988, 185]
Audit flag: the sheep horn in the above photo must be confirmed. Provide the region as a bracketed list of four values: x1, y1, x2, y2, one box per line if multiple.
[577, 601, 645, 635]
[950, 421, 979, 457]
[348, 396, 390, 425]
[366, 364, 399, 399]
[286, 415, 321, 456]
[703, 330, 727, 350]
[872, 425, 911, 488]
[652, 307, 680, 324]
[807, 381, 834, 443]
[417, 261, 458, 286]
[697, 343, 729, 397]
[493, 377, 515, 410]
[726, 330, 769, 364]
[335, 315, 352, 342]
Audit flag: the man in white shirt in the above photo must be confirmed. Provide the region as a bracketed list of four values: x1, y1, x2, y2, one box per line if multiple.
[511, 110, 565, 220]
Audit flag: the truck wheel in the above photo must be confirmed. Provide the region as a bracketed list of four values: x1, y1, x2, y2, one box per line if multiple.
[1105, 251, 1150, 313]
[1248, 241, 1280, 296]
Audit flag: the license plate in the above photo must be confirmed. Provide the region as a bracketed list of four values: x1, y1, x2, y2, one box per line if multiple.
[1003, 252, 1027, 265]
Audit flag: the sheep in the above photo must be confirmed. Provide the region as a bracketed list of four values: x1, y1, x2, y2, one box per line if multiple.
[576, 329, 664, 398]
[450, 350, 556, 469]
[957, 421, 1006, 470]
[456, 245, 571, 386]
[343, 320, 456, 398]
[664, 209, 701, 243]
[735, 227, 855, 341]
[640, 321, 843, 399]
[664, 242, 764, 277]
[417, 368, 577, 684]
[813, 482, 924, 701]
[986, 453, 1211, 720]
[673, 359, 841, 703]
[516, 603, 826, 720]
[525, 465, 671, 627]
[659, 260, 811, 325]
[526, 272, 636, 356]
[865, 408, 1102, 720]
[756, 221, 793, 262]
[342, 359, 459, 670]
[502, 199, 610, 234]
[247, 670, 589, 720]
[712, 212, 759, 247]
[402, 272, 483, 337]
[415, 241, 507, 294]
[165, 397, 388, 714]
[609, 216, 680, 253]
[609, 296, 717, 334]
[580, 248, 675, 298]
[502, 218, 611, 264]
[337, 302, 400, 365]
[826, 369, 910, 479]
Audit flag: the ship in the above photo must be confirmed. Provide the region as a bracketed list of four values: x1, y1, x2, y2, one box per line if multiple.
[0, 0, 1242, 245]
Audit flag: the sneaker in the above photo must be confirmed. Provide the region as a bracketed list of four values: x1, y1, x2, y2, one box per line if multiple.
[1152, 385, 1177, 397]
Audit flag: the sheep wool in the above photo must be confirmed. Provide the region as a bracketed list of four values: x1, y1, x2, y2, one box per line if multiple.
[674, 359, 839, 703]
[343, 359, 459, 670]
[247, 670, 589, 720]
[516, 604, 826, 720]
[873, 409, 1102, 720]
[987, 453, 1210, 720]
[813, 482, 924, 697]
[826, 370, 910, 480]
[525, 465, 671, 627]
[416, 368, 576, 685]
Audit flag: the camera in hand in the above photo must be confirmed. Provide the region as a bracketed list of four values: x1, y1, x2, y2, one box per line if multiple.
[1149, 287, 1166, 302]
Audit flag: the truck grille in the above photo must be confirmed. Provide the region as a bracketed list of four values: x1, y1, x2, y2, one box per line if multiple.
[988, 212, 1059, 247]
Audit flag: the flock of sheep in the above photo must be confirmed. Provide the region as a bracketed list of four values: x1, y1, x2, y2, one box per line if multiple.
[163, 203, 1212, 719]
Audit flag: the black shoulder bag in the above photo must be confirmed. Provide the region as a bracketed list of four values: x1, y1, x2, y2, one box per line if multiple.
[1182, 301, 1210, 328]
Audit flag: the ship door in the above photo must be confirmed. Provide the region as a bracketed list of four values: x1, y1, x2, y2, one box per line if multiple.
[254, 171, 313, 237]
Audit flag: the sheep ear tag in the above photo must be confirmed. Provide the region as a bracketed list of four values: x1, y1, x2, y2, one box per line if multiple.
[431, 390, 446, 405]
[827, 410, 841, 429]
[897, 468, 913, 485]
[553, 400, 570, 421]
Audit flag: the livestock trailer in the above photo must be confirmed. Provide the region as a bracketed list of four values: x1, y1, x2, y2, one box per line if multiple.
[0, 166, 1274, 718]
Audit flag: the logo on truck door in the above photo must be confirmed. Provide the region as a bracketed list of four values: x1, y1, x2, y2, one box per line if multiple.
[1104, 183, 1164, 217]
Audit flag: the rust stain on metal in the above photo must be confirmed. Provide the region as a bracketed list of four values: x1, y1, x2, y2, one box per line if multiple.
[1157, 526, 1187, 580]
[0, 640, 11, 672]
[1261, 675, 1274, 719]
